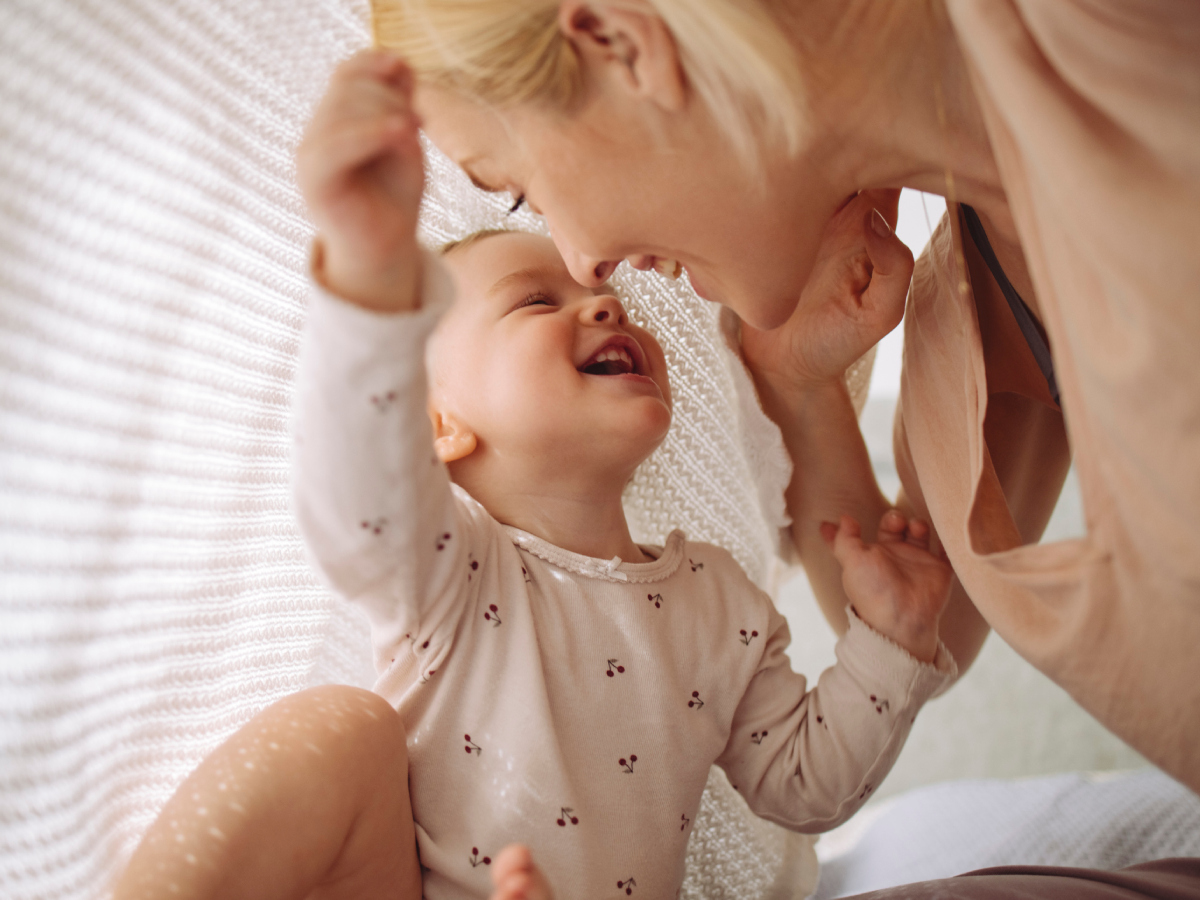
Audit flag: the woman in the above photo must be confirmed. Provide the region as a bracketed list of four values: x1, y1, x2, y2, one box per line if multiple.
[374, 0, 1200, 895]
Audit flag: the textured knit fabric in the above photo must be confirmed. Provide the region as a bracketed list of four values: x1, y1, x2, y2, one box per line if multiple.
[292, 271, 955, 900]
[894, 0, 1200, 792]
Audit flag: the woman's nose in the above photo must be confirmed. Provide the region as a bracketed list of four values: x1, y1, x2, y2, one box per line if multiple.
[579, 293, 628, 327]
[551, 231, 620, 287]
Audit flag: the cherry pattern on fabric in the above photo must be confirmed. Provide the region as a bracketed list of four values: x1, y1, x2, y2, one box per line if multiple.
[360, 517, 387, 535]
[738, 629, 759, 646]
[464, 734, 481, 755]
[369, 390, 397, 412]
[606, 659, 625, 677]
[556, 807, 579, 826]
[483, 604, 501, 626]
[468, 848, 491, 867]
[870, 694, 889, 714]
[680, 813, 691, 832]
[436, 531, 451, 551]
[467, 556, 479, 581]
[689, 558, 704, 572]
[750, 730, 768, 745]
[618, 755, 638, 773]
[687, 691, 704, 710]
[647, 592, 664, 609]
[617, 877, 637, 895]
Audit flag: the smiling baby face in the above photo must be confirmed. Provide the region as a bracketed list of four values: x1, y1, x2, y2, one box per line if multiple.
[427, 231, 672, 486]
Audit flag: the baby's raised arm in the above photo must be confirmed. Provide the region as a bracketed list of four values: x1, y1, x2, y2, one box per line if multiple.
[293, 49, 474, 675]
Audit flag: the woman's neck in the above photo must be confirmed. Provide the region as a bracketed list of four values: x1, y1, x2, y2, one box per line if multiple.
[777, 0, 1017, 242]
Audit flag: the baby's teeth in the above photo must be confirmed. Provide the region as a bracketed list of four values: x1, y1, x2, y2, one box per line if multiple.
[652, 258, 682, 280]
[590, 347, 634, 368]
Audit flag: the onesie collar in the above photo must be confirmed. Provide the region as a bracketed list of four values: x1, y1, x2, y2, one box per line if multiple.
[502, 527, 687, 584]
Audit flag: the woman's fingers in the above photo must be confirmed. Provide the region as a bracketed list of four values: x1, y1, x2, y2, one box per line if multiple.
[860, 206, 914, 333]
[859, 188, 902, 230]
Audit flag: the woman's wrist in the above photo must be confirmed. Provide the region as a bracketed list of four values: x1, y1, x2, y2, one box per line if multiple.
[750, 365, 853, 433]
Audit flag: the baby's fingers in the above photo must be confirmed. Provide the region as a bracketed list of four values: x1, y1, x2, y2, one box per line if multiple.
[876, 509, 907, 543]
[334, 47, 412, 91]
[823, 515, 872, 570]
[298, 113, 419, 202]
[906, 517, 932, 550]
[490, 845, 553, 900]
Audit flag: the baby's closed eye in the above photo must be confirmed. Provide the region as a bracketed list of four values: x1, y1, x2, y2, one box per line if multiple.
[509, 292, 555, 313]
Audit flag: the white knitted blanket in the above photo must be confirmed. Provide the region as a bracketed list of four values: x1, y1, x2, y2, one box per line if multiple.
[0, 2, 876, 897]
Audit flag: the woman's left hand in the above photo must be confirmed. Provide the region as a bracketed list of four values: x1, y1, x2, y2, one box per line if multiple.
[740, 189, 913, 395]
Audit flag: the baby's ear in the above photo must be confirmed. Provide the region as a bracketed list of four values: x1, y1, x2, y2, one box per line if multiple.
[430, 408, 478, 463]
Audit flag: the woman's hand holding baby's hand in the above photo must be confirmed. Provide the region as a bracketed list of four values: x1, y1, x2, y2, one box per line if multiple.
[740, 189, 913, 395]
[823, 510, 951, 664]
[297, 49, 425, 311]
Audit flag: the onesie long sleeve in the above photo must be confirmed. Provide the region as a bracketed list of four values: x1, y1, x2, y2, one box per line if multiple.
[293, 264, 956, 900]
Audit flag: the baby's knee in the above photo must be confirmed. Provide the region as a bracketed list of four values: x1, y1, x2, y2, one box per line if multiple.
[256, 685, 407, 771]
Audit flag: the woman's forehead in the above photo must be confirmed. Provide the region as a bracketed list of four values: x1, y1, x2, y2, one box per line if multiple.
[416, 86, 523, 192]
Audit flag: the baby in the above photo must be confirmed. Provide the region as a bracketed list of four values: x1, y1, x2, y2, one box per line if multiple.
[115, 51, 954, 900]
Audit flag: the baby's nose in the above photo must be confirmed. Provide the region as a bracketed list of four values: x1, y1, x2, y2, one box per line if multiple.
[582, 294, 627, 327]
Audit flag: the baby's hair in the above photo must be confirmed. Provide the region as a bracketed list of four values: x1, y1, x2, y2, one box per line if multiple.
[438, 228, 514, 257]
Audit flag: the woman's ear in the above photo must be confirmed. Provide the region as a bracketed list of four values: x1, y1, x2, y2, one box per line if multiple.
[557, 2, 685, 111]
[430, 408, 478, 463]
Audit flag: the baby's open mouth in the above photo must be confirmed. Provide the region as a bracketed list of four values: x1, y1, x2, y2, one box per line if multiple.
[579, 338, 645, 377]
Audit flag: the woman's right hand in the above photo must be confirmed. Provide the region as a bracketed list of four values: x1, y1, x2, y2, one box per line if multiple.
[297, 49, 426, 311]
[740, 189, 913, 394]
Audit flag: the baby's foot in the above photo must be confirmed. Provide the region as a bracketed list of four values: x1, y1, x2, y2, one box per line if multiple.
[490, 845, 554, 900]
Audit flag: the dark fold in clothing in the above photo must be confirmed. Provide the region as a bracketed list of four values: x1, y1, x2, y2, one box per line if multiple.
[961, 203, 1060, 407]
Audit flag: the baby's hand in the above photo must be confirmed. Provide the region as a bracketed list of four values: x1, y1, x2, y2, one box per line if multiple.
[490, 845, 555, 900]
[297, 49, 425, 311]
[822, 511, 951, 663]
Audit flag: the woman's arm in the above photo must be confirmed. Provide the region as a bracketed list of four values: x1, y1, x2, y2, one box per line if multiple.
[740, 190, 912, 635]
[752, 372, 889, 635]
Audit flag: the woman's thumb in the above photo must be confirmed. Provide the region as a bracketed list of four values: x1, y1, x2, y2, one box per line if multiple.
[862, 208, 914, 329]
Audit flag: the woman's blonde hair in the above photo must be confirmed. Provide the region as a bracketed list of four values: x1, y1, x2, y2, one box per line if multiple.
[371, 0, 806, 166]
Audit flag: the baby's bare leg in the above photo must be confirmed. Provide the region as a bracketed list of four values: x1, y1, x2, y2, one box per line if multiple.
[115, 685, 420, 900]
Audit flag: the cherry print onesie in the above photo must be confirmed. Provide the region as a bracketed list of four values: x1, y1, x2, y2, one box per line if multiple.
[293, 259, 956, 900]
